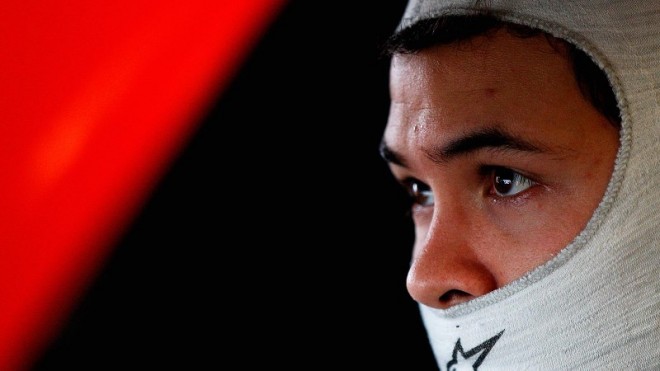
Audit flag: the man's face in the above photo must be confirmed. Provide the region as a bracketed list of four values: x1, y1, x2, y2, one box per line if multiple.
[382, 30, 620, 309]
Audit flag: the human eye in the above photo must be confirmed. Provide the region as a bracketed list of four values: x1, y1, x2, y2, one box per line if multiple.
[402, 178, 434, 207]
[487, 166, 537, 197]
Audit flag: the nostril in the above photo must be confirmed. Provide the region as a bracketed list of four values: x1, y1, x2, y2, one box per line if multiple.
[438, 289, 473, 308]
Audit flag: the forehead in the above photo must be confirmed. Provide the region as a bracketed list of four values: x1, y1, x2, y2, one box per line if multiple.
[388, 30, 572, 105]
[385, 30, 577, 150]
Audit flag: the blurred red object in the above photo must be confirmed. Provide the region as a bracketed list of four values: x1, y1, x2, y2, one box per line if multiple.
[0, 1, 285, 369]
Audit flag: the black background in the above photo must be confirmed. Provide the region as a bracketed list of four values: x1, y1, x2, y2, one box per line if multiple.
[34, 1, 439, 370]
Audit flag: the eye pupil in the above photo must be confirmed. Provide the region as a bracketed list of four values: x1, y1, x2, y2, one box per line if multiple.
[494, 168, 514, 194]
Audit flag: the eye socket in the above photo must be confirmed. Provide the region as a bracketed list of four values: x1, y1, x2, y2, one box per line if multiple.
[397, 167, 535, 208]
[490, 167, 536, 197]
[404, 178, 434, 207]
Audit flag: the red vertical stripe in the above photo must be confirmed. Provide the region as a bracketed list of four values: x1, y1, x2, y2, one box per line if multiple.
[0, 1, 286, 369]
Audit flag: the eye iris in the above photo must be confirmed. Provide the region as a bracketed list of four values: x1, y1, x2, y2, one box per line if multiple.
[494, 168, 514, 194]
[410, 181, 433, 206]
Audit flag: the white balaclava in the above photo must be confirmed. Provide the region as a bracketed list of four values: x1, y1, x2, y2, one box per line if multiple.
[394, 1, 660, 369]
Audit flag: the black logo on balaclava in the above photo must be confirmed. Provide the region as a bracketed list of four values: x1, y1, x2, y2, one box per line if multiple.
[446, 330, 504, 370]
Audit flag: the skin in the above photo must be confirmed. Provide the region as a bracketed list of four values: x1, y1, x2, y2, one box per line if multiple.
[382, 29, 620, 309]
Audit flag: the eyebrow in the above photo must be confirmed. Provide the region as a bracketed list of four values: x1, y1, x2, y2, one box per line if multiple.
[379, 140, 407, 167]
[380, 127, 547, 167]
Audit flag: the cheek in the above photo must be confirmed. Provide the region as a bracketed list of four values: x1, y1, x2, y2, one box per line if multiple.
[485, 190, 590, 260]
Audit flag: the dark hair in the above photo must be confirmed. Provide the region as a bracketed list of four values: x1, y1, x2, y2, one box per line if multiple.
[381, 14, 621, 127]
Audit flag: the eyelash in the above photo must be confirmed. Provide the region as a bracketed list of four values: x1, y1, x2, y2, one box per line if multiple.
[401, 166, 538, 207]
[481, 165, 537, 198]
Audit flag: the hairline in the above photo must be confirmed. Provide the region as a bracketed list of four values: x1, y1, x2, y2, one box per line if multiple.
[381, 14, 622, 127]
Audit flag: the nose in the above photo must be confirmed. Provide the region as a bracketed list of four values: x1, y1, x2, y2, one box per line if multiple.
[406, 214, 498, 309]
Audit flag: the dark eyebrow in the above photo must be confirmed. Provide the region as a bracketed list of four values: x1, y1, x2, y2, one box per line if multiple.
[427, 127, 546, 163]
[379, 127, 547, 168]
[379, 140, 407, 167]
